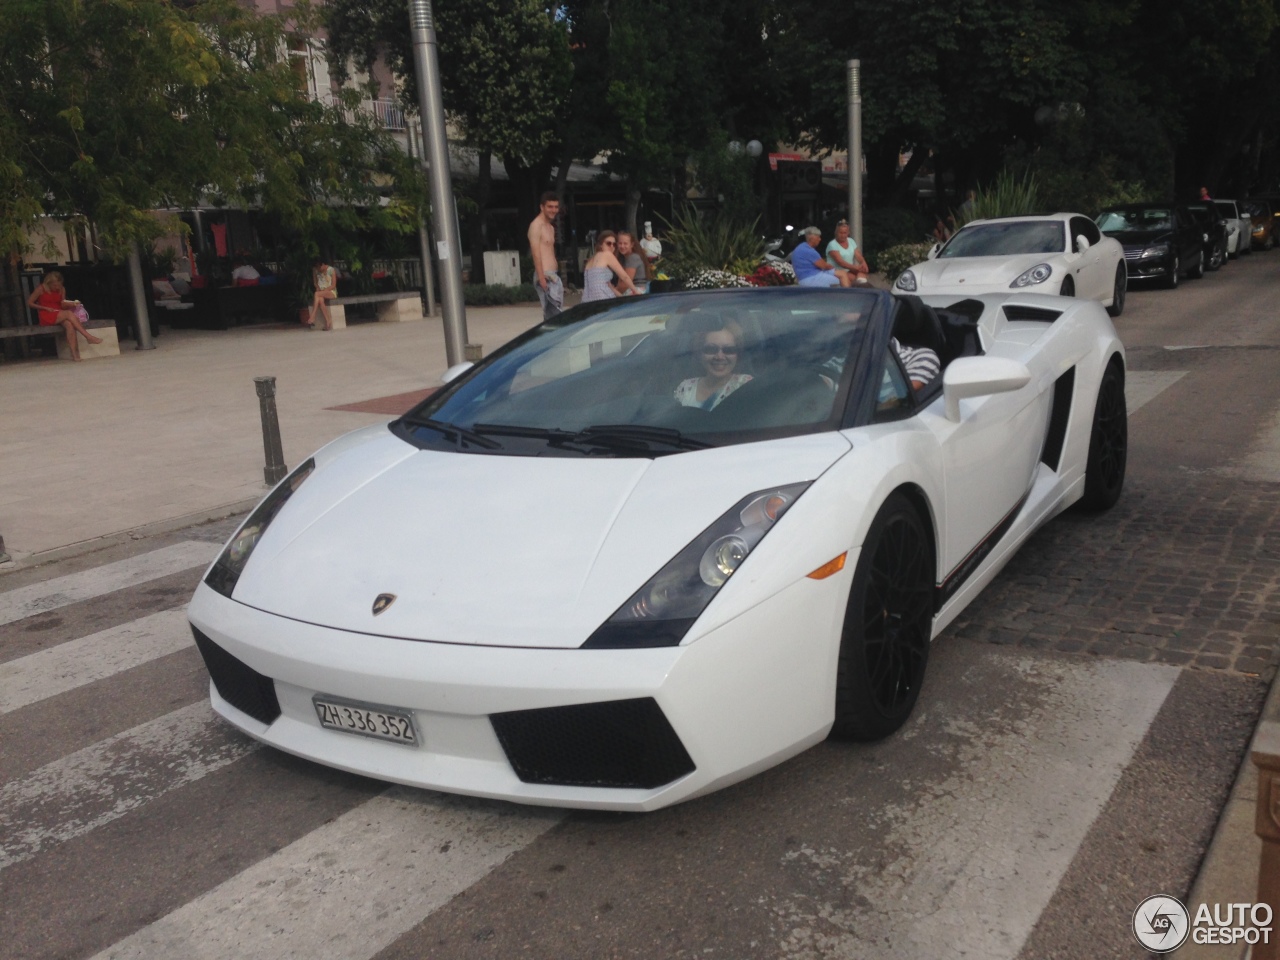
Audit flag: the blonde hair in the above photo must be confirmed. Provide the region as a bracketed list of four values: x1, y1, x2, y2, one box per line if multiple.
[43, 271, 65, 292]
[702, 320, 744, 350]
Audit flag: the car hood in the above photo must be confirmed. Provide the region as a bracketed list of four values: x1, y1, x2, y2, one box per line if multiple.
[913, 252, 1059, 291]
[1106, 230, 1172, 247]
[232, 426, 852, 648]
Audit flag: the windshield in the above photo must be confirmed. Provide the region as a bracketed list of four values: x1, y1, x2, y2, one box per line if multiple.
[395, 290, 878, 457]
[939, 221, 1065, 257]
[1097, 208, 1172, 233]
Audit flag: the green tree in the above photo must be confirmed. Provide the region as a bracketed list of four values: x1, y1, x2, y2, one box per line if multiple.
[0, 0, 409, 266]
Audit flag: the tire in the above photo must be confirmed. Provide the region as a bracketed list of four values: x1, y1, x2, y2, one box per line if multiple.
[832, 492, 935, 741]
[1078, 361, 1127, 512]
[1209, 241, 1224, 270]
[1189, 249, 1205, 280]
[1106, 263, 1126, 317]
[1060, 275, 1075, 297]
[1164, 255, 1180, 289]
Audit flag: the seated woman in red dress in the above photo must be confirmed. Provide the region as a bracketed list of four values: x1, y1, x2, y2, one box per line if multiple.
[26, 271, 103, 361]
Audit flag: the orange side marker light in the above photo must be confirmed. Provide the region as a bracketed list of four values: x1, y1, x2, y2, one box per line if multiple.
[806, 552, 847, 580]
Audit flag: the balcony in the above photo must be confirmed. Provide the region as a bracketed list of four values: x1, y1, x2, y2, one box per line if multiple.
[326, 96, 407, 131]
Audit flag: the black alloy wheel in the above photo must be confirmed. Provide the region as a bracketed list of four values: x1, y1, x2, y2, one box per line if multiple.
[1079, 361, 1128, 511]
[1106, 263, 1126, 317]
[1165, 255, 1180, 289]
[1189, 249, 1205, 280]
[832, 493, 935, 741]
[1060, 275, 1075, 297]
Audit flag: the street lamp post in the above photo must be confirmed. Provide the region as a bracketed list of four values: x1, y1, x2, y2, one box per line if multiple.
[847, 60, 863, 252]
[408, 0, 467, 365]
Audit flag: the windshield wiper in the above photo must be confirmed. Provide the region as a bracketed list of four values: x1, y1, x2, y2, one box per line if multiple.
[402, 415, 502, 450]
[573, 424, 713, 452]
[472, 423, 580, 444]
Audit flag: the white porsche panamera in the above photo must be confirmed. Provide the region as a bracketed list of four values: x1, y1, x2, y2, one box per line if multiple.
[188, 287, 1127, 811]
[896, 214, 1128, 317]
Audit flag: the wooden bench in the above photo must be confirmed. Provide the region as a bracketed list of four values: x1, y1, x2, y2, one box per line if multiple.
[0, 319, 119, 359]
[327, 291, 423, 329]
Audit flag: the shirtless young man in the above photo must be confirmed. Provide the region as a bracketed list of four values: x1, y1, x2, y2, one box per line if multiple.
[528, 192, 562, 318]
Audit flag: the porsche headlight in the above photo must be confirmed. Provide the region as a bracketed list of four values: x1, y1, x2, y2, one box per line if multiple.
[895, 269, 918, 292]
[205, 458, 315, 599]
[581, 483, 810, 648]
[1140, 244, 1170, 259]
[1009, 263, 1053, 288]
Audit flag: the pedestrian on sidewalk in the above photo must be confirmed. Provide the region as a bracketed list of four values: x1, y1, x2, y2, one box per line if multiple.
[582, 231, 641, 302]
[528, 192, 563, 319]
[307, 258, 337, 330]
[26, 271, 103, 361]
[826, 220, 870, 286]
[612, 230, 649, 295]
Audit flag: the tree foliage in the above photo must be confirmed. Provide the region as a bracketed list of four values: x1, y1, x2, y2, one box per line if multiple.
[0, 0, 411, 261]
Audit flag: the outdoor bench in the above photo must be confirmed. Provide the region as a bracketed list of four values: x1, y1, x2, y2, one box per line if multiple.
[0, 319, 119, 360]
[327, 291, 423, 329]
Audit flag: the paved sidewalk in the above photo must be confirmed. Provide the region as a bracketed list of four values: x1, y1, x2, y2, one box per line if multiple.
[0, 306, 545, 565]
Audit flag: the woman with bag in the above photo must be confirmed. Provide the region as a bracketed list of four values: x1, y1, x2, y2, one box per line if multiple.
[26, 271, 103, 361]
[306, 258, 338, 330]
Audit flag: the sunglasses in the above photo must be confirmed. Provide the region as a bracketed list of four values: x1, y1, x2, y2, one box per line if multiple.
[603, 240, 615, 247]
[701, 345, 739, 356]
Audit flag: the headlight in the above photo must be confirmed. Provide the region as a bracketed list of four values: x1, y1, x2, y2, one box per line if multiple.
[205, 459, 315, 598]
[581, 483, 810, 648]
[1140, 244, 1170, 259]
[1009, 263, 1053, 288]
[895, 269, 917, 292]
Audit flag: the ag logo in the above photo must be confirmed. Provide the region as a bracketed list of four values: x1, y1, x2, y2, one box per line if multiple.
[371, 593, 397, 616]
[1133, 895, 1190, 953]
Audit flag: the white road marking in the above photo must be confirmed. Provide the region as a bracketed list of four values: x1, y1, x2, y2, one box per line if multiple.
[0, 541, 218, 626]
[0, 701, 256, 870]
[0, 608, 192, 714]
[772, 657, 1179, 959]
[92, 787, 563, 960]
[1126, 370, 1186, 414]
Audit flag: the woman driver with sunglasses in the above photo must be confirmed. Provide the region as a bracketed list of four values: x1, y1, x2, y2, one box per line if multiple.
[674, 322, 753, 410]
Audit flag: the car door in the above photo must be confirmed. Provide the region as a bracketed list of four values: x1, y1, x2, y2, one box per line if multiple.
[903, 348, 1051, 593]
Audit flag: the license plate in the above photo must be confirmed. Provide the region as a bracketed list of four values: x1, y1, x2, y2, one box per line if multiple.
[313, 695, 418, 746]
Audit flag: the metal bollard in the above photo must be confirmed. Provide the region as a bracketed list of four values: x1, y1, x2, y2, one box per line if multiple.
[254, 376, 288, 486]
[0, 533, 10, 564]
[1253, 720, 1280, 960]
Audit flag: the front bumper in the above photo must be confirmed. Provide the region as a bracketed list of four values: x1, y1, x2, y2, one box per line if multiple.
[1122, 249, 1175, 280]
[187, 567, 852, 811]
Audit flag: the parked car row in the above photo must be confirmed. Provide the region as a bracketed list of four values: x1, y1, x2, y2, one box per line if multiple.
[895, 195, 1278, 313]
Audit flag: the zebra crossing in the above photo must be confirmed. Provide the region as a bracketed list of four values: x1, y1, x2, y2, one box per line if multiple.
[0, 535, 1238, 960]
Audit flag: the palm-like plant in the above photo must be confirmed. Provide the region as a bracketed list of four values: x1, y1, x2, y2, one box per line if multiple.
[954, 171, 1042, 226]
[656, 207, 765, 280]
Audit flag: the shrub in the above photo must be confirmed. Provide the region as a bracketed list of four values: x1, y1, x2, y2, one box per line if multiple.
[862, 207, 928, 271]
[955, 171, 1041, 226]
[683, 269, 753, 290]
[463, 283, 539, 306]
[877, 242, 934, 283]
[657, 207, 764, 280]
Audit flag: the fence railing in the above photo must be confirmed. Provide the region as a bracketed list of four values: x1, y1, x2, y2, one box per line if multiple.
[325, 96, 407, 131]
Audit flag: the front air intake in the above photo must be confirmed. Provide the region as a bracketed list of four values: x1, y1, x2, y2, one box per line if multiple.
[491, 698, 695, 789]
[190, 625, 281, 726]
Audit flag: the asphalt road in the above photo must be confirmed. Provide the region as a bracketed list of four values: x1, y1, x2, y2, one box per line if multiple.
[1, 251, 1277, 960]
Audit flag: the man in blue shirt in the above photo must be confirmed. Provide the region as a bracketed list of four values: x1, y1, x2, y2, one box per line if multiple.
[791, 226, 853, 287]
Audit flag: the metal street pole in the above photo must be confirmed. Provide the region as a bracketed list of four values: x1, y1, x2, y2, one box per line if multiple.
[127, 241, 155, 350]
[409, 118, 437, 317]
[408, 0, 467, 365]
[847, 60, 863, 252]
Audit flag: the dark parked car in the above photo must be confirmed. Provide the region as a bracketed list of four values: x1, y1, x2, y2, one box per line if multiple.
[1096, 204, 1206, 288]
[1244, 198, 1279, 249]
[1182, 201, 1229, 270]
